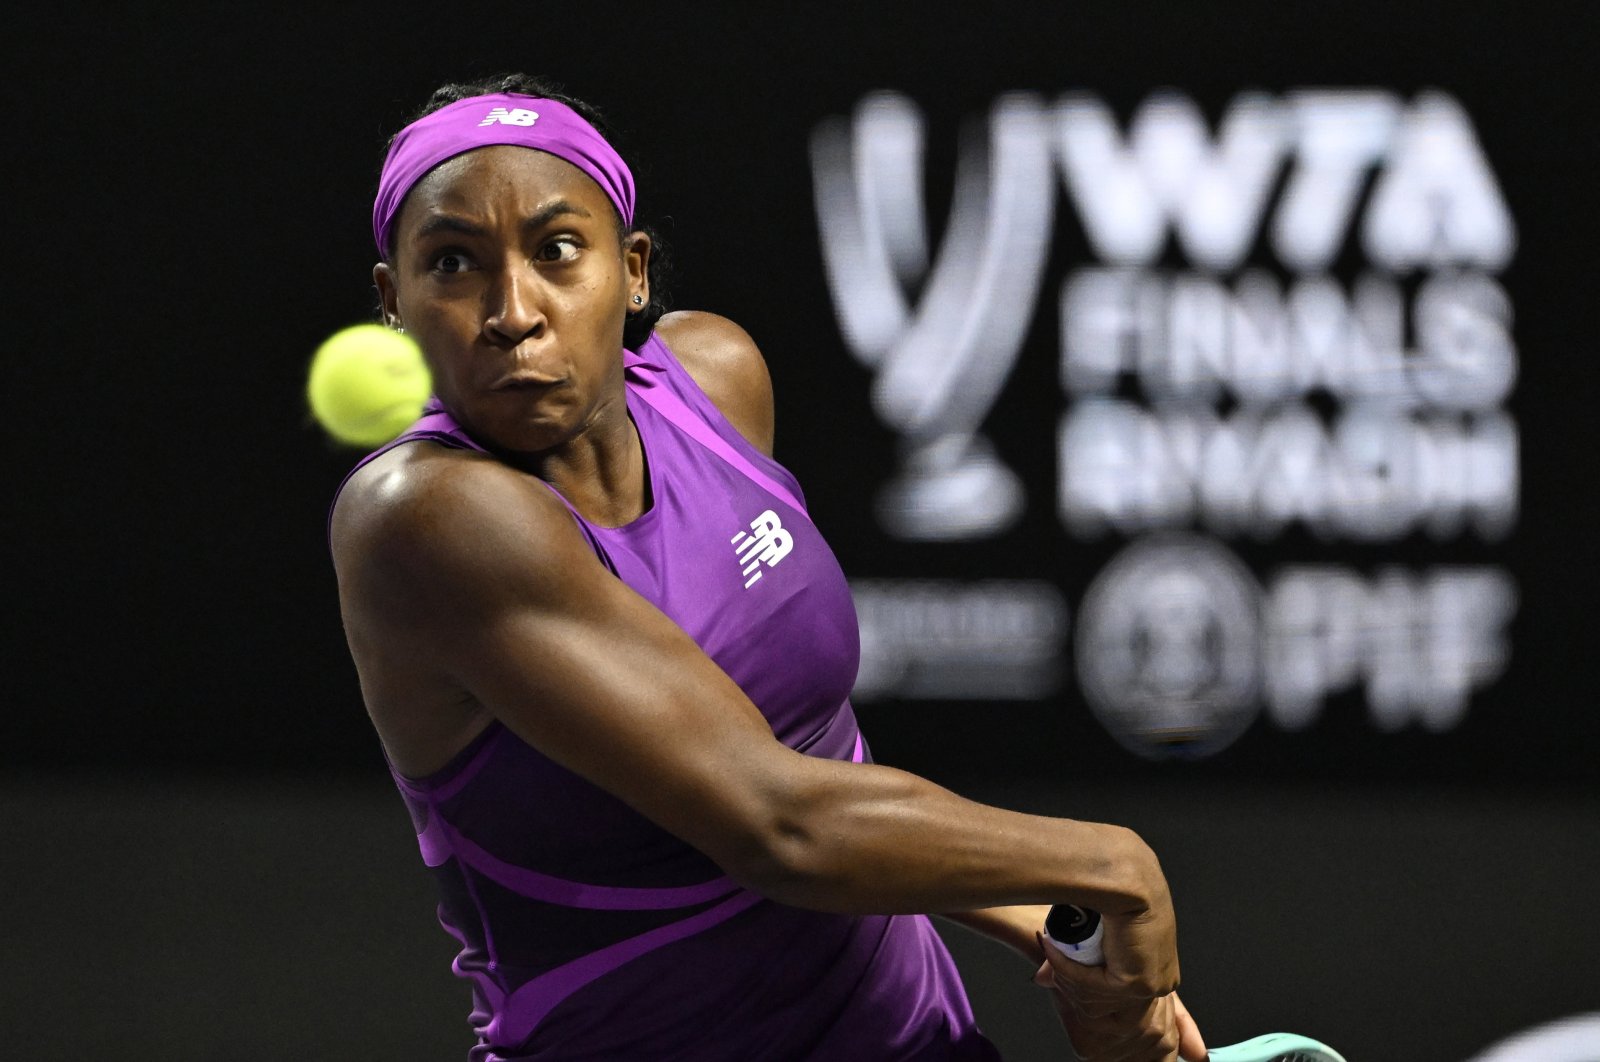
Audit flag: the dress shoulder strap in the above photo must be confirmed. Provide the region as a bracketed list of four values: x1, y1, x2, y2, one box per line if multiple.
[625, 335, 809, 517]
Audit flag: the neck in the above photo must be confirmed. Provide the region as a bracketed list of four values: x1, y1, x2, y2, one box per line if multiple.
[518, 391, 650, 527]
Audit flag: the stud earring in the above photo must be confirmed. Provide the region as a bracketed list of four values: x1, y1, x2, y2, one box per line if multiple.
[632, 295, 644, 305]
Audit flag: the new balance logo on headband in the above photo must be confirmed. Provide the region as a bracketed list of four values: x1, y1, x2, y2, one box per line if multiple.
[478, 107, 540, 128]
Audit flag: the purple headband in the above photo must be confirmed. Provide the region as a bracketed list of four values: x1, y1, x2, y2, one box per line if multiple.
[372, 93, 636, 256]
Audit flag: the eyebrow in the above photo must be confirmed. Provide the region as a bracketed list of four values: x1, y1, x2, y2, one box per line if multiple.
[525, 200, 592, 231]
[412, 200, 593, 242]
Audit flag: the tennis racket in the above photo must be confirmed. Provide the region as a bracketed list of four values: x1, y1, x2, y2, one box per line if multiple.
[1043, 905, 1348, 1062]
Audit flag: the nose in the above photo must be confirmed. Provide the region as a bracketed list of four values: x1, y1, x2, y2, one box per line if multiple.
[482, 261, 546, 346]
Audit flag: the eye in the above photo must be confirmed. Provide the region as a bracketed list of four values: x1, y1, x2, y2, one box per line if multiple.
[537, 237, 581, 263]
[429, 250, 476, 274]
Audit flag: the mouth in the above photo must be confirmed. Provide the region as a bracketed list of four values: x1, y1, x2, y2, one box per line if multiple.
[491, 372, 565, 392]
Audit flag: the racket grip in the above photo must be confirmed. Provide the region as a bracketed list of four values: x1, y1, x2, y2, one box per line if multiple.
[1043, 904, 1105, 966]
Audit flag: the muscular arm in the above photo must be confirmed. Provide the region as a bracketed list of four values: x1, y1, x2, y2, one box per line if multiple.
[658, 313, 1076, 960]
[940, 904, 1054, 962]
[645, 311, 1172, 990]
[332, 448, 1176, 994]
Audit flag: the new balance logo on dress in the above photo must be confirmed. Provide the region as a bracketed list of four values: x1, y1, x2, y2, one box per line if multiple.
[731, 510, 793, 588]
[478, 107, 540, 127]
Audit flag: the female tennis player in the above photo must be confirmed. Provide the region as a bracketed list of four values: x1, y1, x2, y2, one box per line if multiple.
[327, 72, 1206, 1061]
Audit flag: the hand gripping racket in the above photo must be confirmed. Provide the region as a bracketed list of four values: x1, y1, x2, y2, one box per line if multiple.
[1043, 905, 1347, 1062]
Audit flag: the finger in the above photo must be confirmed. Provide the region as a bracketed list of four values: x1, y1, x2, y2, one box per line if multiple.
[1051, 997, 1139, 1058]
[1044, 975, 1135, 1022]
[1085, 1025, 1170, 1062]
[1171, 993, 1207, 1062]
[1060, 995, 1177, 1062]
[1038, 930, 1169, 1007]
[1061, 1023, 1141, 1062]
[1038, 931, 1108, 986]
[1049, 969, 1147, 1010]
[1037, 934, 1133, 1002]
[1103, 995, 1179, 1062]
[1060, 993, 1127, 1020]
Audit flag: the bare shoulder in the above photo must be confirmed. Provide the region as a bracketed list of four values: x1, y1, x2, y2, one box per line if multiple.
[329, 443, 615, 776]
[335, 445, 522, 564]
[330, 444, 581, 620]
[653, 310, 768, 391]
[653, 310, 776, 456]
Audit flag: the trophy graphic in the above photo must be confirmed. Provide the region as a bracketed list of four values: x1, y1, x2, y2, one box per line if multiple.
[811, 91, 1055, 540]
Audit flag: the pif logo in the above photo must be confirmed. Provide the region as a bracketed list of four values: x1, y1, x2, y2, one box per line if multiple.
[478, 107, 540, 128]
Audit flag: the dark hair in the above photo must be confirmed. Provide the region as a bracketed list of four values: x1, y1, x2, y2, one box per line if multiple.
[383, 72, 671, 350]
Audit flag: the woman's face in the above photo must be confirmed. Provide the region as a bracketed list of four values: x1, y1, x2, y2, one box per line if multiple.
[375, 145, 649, 456]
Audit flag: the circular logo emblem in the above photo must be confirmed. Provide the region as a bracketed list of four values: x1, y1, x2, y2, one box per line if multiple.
[1076, 535, 1262, 760]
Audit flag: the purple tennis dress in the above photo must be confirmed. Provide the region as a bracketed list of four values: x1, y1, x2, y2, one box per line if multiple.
[335, 333, 1001, 1060]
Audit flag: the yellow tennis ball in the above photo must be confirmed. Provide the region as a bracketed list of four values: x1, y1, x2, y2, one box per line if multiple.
[306, 324, 432, 447]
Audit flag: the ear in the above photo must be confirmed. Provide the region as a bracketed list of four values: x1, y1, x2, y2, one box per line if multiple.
[622, 231, 652, 310]
[373, 262, 403, 329]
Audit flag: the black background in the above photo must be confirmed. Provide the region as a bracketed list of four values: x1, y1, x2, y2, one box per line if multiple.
[7, 4, 1598, 1059]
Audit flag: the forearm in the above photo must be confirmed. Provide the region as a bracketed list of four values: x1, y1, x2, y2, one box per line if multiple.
[938, 904, 1053, 963]
[743, 756, 1164, 919]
